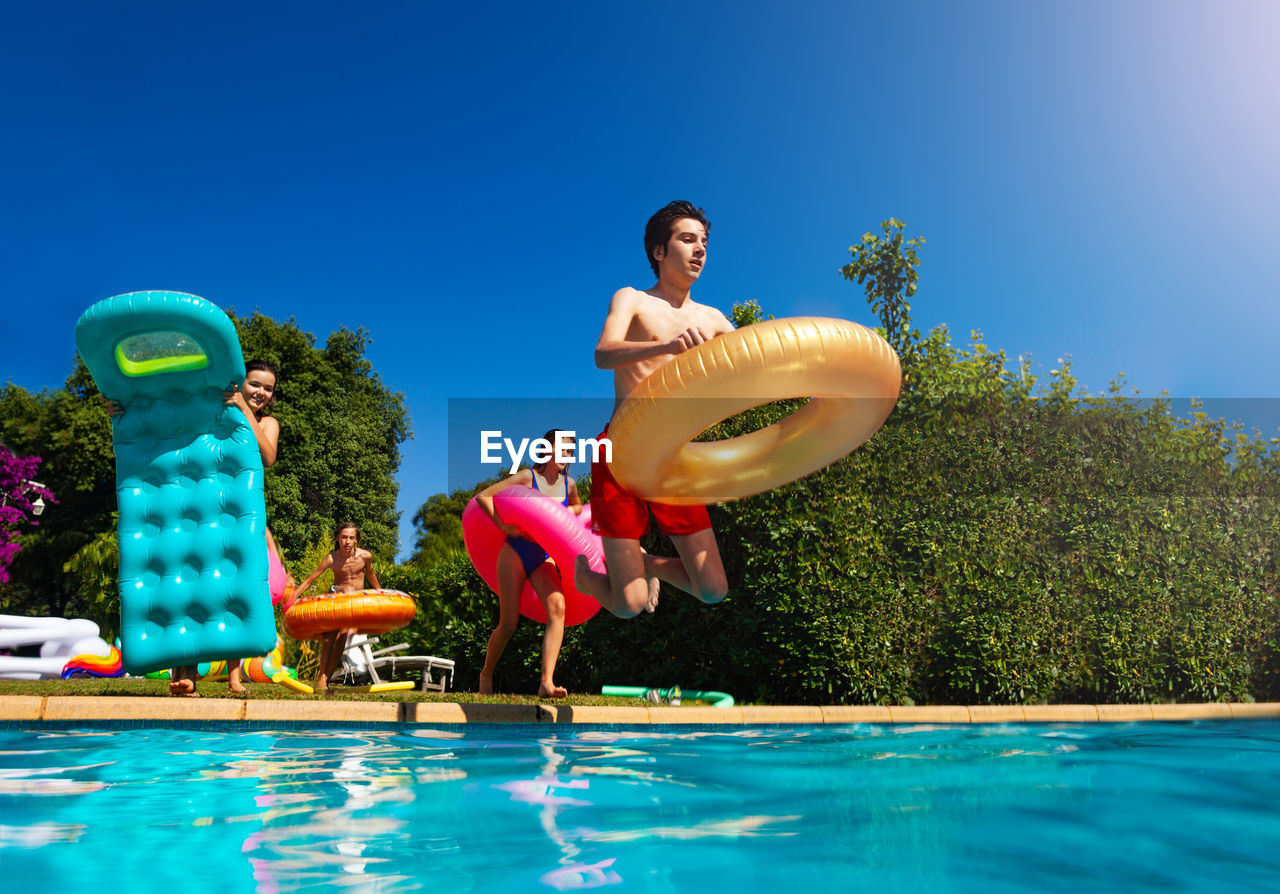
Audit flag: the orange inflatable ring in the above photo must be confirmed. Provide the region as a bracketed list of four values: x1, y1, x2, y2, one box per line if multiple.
[607, 317, 901, 505]
[283, 589, 417, 640]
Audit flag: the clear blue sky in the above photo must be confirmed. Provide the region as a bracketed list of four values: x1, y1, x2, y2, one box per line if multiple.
[3, 1, 1277, 559]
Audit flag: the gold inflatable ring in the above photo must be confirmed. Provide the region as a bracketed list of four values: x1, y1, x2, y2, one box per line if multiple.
[607, 317, 900, 505]
[283, 589, 417, 640]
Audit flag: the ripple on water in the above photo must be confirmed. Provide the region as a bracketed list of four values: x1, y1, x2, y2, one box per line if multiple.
[1, 721, 1279, 893]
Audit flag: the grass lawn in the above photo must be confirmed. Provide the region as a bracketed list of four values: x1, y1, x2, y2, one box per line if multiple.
[0, 677, 704, 706]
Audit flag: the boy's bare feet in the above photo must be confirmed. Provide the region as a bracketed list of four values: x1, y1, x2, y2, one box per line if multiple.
[538, 681, 568, 699]
[645, 575, 660, 613]
[478, 672, 494, 695]
[228, 661, 246, 695]
[168, 677, 199, 697]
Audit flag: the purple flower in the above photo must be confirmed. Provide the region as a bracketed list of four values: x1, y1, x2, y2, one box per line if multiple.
[0, 445, 53, 585]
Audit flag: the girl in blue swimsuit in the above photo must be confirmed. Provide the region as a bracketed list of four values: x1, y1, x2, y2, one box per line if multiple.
[474, 429, 582, 698]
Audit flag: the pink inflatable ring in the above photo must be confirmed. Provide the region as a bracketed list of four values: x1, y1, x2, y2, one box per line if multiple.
[462, 485, 604, 626]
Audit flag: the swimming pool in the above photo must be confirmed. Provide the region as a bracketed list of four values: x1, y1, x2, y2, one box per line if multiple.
[2, 721, 1278, 893]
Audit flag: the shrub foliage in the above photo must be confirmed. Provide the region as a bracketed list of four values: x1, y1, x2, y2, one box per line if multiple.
[397, 335, 1280, 704]
[392, 227, 1280, 705]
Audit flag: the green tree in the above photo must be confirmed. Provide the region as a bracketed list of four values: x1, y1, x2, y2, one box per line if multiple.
[60, 526, 119, 624]
[0, 364, 117, 628]
[231, 311, 411, 561]
[730, 299, 771, 328]
[840, 218, 924, 366]
[408, 477, 501, 566]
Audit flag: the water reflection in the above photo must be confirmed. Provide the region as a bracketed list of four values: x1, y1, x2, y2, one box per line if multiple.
[497, 743, 621, 890]
[239, 733, 445, 892]
[3, 723, 1280, 893]
[485, 733, 809, 890]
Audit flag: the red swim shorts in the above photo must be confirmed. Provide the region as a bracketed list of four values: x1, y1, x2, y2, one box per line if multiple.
[590, 429, 711, 539]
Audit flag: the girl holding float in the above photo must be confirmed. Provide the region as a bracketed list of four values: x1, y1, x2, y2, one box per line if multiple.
[171, 359, 287, 696]
[107, 355, 292, 696]
[471, 430, 584, 699]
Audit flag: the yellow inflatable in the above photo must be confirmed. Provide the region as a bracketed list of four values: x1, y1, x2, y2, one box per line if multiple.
[607, 317, 900, 505]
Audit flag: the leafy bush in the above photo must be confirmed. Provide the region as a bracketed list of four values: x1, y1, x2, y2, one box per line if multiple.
[388, 330, 1280, 705]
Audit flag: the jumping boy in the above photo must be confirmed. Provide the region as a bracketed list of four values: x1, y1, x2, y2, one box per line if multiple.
[574, 200, 734, 618]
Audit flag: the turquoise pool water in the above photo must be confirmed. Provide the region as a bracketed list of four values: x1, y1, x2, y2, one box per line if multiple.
[2, 721, 1278, 893]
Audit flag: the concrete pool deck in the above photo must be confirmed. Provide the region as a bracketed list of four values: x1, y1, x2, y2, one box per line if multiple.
[3, 695, 1279, 725]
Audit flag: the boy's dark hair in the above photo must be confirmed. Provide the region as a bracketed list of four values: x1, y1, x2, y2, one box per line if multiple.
[335, 522, 361, 549]
[644, 200, 709, 277]
[244, 359, 279, 409]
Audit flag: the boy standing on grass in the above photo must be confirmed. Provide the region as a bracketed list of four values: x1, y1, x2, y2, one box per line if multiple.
[291, 522, 381, 694]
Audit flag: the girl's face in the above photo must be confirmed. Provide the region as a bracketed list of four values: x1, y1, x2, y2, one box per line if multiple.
[241, 370, 277, 415]
[548, 432, 571, 473]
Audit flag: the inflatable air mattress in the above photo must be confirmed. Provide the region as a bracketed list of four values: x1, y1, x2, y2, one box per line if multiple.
[75, 291, 276, 673]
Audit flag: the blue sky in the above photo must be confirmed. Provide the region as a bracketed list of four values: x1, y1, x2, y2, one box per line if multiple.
[3, 1, 1277, 559]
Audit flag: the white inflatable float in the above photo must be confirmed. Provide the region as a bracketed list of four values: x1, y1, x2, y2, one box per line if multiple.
[0, 615, 122, 680]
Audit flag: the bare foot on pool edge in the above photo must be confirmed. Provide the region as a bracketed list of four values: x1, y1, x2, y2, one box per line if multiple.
[538, 681, 568, 699]
[478, 672, 494, 695]
[168, 678, 199, 697]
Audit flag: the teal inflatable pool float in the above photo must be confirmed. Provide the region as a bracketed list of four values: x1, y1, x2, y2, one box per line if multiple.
[75, 291, 276, 674]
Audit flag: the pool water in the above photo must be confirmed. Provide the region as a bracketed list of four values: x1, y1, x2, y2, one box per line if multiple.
[2, 721, 1278, 893]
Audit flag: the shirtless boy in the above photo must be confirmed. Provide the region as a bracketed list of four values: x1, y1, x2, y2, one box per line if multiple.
[292, 522, 382, 693]
[574, 200, 734, 618]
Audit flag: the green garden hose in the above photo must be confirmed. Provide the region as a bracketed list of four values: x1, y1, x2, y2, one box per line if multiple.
[602, 685, 735, 708]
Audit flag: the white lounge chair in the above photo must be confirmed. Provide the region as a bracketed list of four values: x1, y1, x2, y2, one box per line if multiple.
[334, 635, 455, 692]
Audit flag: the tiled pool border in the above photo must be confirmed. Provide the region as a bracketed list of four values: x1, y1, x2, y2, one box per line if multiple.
[2, 696, 1278, 725]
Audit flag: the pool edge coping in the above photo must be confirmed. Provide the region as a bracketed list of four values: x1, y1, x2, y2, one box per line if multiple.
[2, 696, 1277, 724]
